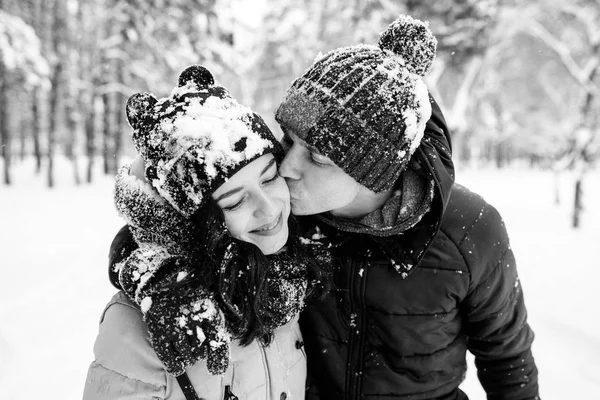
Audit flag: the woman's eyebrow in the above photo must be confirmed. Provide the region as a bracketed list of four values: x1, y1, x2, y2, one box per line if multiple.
[214, 187, 243, 202]
[215, 158, 276, 202]
[260, 158, 276, 176]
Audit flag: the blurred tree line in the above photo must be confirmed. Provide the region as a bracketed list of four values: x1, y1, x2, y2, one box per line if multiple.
[0, 0, 598, 226]
[0, 0, 240, 186]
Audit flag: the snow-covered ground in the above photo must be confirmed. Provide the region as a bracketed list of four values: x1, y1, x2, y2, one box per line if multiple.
[1, 157, 598, 399]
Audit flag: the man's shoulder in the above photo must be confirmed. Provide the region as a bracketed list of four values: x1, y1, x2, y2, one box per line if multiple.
[445, 183, 489, 215]
[438, 184, 510, 272]
[441, 183, 505, 236]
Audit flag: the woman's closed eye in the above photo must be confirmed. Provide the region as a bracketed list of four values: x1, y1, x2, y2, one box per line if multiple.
[222, 196, 246, 211]
[262, 170, 280, 184]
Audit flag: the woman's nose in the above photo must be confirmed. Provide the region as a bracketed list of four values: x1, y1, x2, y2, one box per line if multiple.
[253, 190, 278, 218]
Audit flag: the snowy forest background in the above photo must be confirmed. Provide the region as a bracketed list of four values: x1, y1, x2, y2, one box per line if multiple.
[1, 0, 599, 399]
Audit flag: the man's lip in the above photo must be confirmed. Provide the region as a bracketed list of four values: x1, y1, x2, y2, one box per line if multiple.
[250, 213, 283, 236]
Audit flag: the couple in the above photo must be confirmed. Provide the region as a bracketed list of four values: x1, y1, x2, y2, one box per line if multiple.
[83, 15, 540, 400]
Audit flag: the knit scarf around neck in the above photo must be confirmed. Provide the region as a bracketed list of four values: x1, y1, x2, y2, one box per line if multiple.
[316, 168, 435, 237]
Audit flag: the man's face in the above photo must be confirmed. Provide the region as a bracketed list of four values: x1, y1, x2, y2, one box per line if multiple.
[278, 129, 361, 216]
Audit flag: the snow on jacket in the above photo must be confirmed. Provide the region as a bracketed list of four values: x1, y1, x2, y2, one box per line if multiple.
[83, 291, 307, 400]
[298, 100, 539, 400]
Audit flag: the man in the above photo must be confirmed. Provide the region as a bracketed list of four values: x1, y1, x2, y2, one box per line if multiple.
[273, 15, 539, 400]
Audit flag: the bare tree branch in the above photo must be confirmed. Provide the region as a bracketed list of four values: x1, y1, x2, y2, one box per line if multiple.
[447, 55, 484, 132]
[522, 19, 598, 94]
[557, 2, 598, 44]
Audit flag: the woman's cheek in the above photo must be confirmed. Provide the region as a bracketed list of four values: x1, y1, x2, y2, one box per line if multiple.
[223, 211, 247, 241]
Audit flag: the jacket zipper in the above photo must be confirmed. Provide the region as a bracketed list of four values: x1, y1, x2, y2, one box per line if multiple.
[346, 256, 368, 399]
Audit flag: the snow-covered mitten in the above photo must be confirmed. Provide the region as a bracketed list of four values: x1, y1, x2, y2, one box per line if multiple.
[143, 288, 231, 376]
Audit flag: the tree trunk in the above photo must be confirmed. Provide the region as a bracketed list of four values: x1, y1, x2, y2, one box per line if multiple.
[102, 92, 112, 175]
[101, 0, 121, 175]
[65, 1, 80, 186]
[20, 118, 27, 160]
[66, 99, 81, 185]
[572, 176, 583, 228]
[86, 96, 99, 183]
[570, 35, 599, 229]
[494, 141, 503, 168]
[0, 62, 10, 185]
[48, 63, 59, 188]
[553, 170, 560, 205]
[85, 110, 94, 183]
[113, 60, 125, 172]
[32, 88, 43, 173]
[445, 56, 484, 166]
[48, 0, 66, 188]
[32, 0, 52, 177]
[79, 0, 97, 184]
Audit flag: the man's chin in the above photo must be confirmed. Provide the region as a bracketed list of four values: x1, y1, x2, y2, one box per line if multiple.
[291, 203, 324, 216]
[290, 201, 312, 216]
[290, 206, 308, 216]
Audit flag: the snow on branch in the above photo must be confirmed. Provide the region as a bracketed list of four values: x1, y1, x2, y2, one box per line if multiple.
[582, 55, 600, 82]
[0, 10, 50, 89]
[523, 19, 597, 94]
[557, 2, 598, 44]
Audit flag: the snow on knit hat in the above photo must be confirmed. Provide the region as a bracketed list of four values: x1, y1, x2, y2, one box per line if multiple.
[275, 15, 436, 193]
[126, 65, 282, 218]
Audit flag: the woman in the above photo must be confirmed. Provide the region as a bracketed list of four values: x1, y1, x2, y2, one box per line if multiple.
[83, 65, 325, 400]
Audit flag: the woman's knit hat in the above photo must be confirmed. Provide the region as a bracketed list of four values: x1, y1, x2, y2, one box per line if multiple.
[275, 15, 436, 193]
[126, 65, 282, 218]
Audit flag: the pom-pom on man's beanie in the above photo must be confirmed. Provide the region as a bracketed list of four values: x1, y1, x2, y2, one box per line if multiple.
[125, 65, 282, 218]
[275, 15, 437, 193]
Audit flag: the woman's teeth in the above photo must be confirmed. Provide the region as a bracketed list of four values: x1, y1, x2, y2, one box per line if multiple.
[256, 214, 280, 232]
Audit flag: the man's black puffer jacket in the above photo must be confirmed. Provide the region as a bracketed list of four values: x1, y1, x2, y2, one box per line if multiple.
[298, 101, 539, 400]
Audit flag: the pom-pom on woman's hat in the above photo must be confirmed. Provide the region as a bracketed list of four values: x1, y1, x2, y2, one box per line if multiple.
[275, 15, 436, 193]
[126, 65, 282, 218]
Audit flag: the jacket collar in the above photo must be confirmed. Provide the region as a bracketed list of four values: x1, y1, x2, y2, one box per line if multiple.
[373, 95, 455, 277]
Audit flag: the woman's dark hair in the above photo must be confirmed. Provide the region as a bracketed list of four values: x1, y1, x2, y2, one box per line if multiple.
[183, 199, 329, 346]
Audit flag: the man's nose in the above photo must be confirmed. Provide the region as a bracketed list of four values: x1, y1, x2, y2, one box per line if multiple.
[278, 149, 301, 180]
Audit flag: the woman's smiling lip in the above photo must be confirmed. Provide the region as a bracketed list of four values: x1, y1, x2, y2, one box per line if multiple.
[250, 213, 283, 236]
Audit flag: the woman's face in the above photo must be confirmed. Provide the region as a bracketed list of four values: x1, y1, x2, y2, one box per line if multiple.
[212, 154, 291, 255]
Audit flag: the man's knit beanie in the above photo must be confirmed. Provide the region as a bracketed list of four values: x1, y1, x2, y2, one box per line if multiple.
[275, 15, 436, 193]
[125, 65, 282, 218]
